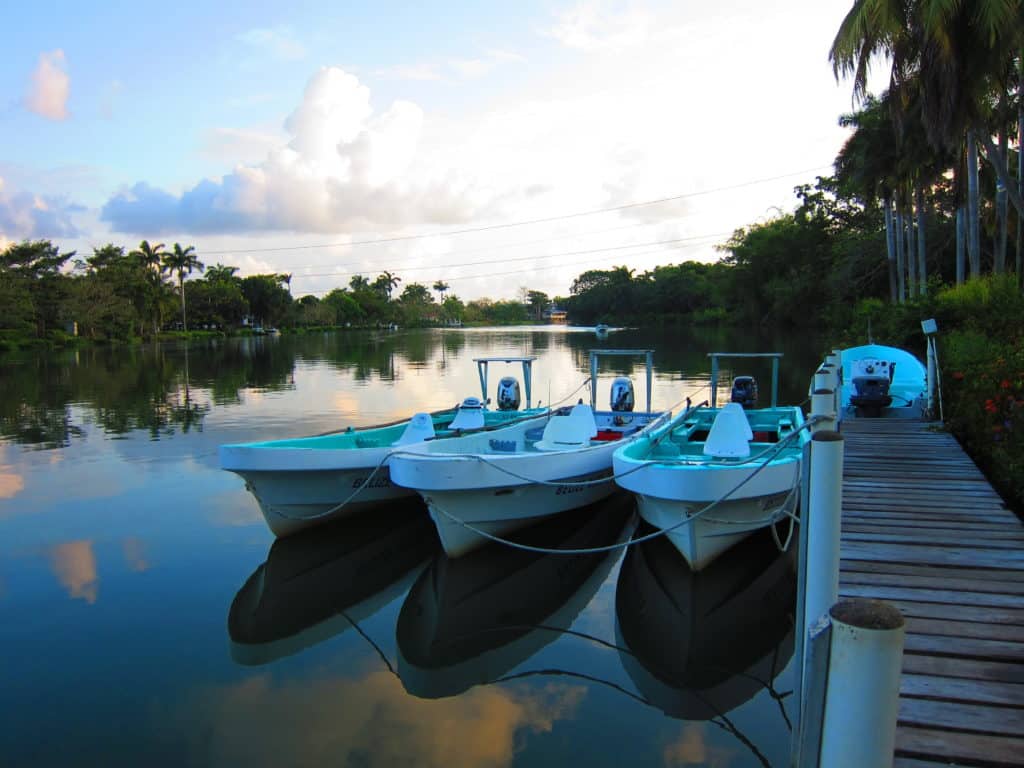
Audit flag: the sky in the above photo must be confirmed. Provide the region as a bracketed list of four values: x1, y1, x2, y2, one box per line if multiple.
[0, 0, 876, 301]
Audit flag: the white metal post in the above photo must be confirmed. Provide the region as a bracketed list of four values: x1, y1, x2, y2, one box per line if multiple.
[810, 389, 837, 433]
[803, 431, 843, 653]
[819, 599, 905, 767]
[926, 337, 936, 418]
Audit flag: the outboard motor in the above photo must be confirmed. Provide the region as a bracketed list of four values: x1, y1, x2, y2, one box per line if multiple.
[849, 359, 894, 417]
[610, 376, 635, 412]
[495, 376, 521, 411]
[730, 376, 758, 409]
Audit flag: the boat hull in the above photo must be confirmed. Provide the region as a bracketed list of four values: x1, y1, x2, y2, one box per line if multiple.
[390, 419, 653, 557]
[613, 406, 804, 571]
[234, 464, 414, 537]
[420, 470, 616, 558]
[632, 490, 793, 571]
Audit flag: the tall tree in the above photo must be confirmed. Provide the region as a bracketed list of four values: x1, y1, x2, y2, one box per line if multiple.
[432, 280, 449, 303]
[162, 243, 204, 332]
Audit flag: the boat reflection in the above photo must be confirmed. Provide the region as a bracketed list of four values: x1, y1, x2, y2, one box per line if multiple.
[615, 523, 796, 721]
[397, 492, 635, 699]
[228, 499, 437, 665]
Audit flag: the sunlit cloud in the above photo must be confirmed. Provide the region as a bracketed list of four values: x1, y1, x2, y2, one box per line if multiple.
[25, 49, 70, 121]
[546, 2, 651, 51]
[161, 669, 586, 766]
[101, 67, 482, 235]
[48, 540, 99, 604]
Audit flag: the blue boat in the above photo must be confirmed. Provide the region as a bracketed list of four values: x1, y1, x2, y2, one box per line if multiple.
[839, 344, 927, 418]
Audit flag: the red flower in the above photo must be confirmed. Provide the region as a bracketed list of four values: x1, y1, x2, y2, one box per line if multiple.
[985, 399, 998, 414]
[952, 371, 965, 381]
[1001, 379, 1011, 389]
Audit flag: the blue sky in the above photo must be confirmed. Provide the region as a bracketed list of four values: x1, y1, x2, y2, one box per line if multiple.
[2, 0, 876, 300]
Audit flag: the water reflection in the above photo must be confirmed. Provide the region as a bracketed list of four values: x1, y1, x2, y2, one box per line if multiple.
[228, 499, 437, 665]
[615, 523, 796, 721]
[397, 492, 634, 699]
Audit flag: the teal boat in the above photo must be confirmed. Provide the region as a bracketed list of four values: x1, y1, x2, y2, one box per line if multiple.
[613, 352, 807, 571]
[220, 357, 548, 537]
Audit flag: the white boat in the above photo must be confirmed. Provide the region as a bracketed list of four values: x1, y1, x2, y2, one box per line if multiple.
[219, 357, 547, 537]
[613, 352, 807, 571]
[389, 349, 670, 558]
[397, 493, 633, 698]
[839, 343, 927, 418]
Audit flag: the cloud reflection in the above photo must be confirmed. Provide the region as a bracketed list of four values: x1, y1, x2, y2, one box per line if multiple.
[48, 540, 99, 604]
[663, 723, 737, 767]
[0, 465, 25, 499]
[168, 669, 585, 766]
[121, 537, 149, 572]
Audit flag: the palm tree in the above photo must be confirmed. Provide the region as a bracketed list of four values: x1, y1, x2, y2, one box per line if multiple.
[128, 240, 169, 335]
[204, 263, 239, 283]
[162, 243, 204, 332]
[432, 280, 449, 302]
[129, 240, 165, 271]
[374, 271, 401, 300]
[830, 0, 1024, 280]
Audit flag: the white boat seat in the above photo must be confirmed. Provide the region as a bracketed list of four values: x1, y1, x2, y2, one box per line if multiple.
[703, 403, 753, 458]
[534, 404, 598, 451]
[391, 412, 436, 446]
[448, 398, 485, 431]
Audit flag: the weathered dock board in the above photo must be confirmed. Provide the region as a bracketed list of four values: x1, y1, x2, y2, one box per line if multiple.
[837, 419, 1024, 767]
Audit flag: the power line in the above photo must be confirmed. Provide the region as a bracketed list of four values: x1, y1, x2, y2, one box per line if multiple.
[296, 241, 710, 297]
[249, 215, 690, 272]
[200, 164, 830, 256]
[288, 232, 729, 281]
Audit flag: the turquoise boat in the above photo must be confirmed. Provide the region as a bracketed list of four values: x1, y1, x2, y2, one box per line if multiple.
[220, 357, 547, 537]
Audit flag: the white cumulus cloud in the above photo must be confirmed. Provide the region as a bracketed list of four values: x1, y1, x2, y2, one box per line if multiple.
[25, 49, 70, 121]
[0, 176, 83, 241]
[102, 67, 483, 235]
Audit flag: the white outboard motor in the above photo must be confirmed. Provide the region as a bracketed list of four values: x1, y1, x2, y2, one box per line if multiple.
[495, 376, 521, 411]
[730, 376, 758, 409]
[849, 359, 894, 416]
[610, 376, 635, 412]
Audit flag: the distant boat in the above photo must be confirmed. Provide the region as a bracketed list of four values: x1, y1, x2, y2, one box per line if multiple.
[220, 357, 547, 537]
[389, 349, 669, 558]
[839, 344, 927, 418]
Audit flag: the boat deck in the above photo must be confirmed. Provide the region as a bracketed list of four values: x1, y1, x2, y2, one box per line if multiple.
[837, 418, 1024, 767]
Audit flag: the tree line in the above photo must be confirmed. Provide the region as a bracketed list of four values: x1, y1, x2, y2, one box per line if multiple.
[0, 239, 570, 346]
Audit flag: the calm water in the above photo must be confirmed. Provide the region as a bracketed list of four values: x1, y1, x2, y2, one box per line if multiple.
[0, 325, 823, 767]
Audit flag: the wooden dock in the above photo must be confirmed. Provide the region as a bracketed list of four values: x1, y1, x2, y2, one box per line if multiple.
[837, 419, 1024, 767]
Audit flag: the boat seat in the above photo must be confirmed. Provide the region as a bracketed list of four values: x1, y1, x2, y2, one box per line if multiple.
[703, 403, 753, 458]
[448, 398, 485, 431]
[534, 404, 598, 451]
[391, 413, 436, 446]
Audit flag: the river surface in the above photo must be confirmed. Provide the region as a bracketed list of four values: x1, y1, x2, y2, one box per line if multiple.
[0, 325, 823, 767]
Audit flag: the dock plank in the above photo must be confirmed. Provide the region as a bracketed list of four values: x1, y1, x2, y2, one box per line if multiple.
[835, 417, 1024, 765]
